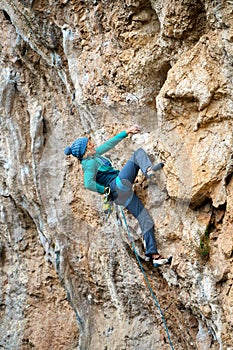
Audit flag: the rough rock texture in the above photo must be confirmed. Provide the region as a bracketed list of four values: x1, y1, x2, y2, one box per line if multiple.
[0, 0, 233, 349]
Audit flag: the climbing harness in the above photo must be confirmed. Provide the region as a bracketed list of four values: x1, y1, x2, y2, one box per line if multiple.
[119, 206, 175, 350]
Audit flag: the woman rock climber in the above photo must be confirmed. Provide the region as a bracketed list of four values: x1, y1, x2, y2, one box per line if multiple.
[64, 125, 170, 268]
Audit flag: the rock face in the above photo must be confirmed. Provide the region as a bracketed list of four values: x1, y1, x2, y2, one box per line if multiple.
[0, 1, 233, 349]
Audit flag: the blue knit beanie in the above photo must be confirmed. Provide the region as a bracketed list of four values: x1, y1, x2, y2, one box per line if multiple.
[64, 137, 88, 160]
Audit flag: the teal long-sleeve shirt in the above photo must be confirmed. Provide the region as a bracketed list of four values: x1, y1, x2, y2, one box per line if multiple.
[81, 131, 128, 194]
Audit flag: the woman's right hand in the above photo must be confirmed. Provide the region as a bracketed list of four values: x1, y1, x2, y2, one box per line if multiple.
[126, 125, 142, 135]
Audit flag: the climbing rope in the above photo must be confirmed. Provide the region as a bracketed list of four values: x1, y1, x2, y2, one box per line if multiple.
[119, 206, 175, 350]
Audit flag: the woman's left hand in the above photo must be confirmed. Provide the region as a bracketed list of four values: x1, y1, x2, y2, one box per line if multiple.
[126, 125, 142, 135]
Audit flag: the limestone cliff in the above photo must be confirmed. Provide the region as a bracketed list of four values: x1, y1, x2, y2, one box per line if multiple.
[0, 1, 233, 349]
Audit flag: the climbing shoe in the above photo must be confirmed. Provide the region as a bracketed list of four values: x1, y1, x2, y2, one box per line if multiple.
[152, 255, 172, 268]
[152, 162, 164, 171]
[146, 163, 164, 178]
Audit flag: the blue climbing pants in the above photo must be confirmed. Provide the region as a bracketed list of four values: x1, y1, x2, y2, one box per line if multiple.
[109, 148, 158, 256]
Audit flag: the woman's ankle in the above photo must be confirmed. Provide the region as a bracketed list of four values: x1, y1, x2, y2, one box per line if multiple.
[152, 253, 160, 259]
